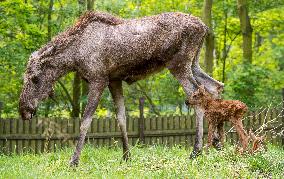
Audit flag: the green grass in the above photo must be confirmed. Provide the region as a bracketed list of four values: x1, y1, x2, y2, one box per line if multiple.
[0, 144, 283, 179]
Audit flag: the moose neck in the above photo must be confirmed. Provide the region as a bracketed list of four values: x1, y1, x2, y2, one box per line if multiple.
[37, 55, 75, 86]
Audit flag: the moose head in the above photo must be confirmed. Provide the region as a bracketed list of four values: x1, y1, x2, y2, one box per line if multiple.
[19, 51, 56, 120]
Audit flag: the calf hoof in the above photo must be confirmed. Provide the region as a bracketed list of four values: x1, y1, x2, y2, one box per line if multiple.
[213, 141, 222, 151]
[189, 150, 201, 159]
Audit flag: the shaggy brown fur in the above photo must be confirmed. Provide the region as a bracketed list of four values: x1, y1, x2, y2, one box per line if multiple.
[187, 85, 249, 151]
[38, 11, 124, 59]
[19, 11, 224, 166]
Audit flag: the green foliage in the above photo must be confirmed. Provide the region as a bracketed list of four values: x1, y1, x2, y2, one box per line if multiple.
[224, 63, 282, 107]
[0, 145, 283, 178]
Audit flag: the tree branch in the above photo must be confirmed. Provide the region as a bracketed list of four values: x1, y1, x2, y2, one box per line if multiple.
[57, 80, 74, 108]
[136, 83, 160, 116]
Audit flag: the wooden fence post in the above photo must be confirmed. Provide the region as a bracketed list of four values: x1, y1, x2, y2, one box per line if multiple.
[138, 97, 145, 144]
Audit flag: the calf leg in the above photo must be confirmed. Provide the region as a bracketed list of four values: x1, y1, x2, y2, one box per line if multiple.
[233, 119, 249, 151]
[109, 80, 130, 161]
[207, 122, 216, 149]
[212, 131, 222, 150]
[217, 122, 225, 147]
[70, 81, 107, 166]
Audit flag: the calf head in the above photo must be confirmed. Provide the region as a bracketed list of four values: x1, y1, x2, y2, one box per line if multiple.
[185, 85, 211, 106]
[249, 129, 267, 153]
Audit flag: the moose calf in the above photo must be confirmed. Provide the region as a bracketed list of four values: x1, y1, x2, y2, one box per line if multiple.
[187, 85, 250, 151]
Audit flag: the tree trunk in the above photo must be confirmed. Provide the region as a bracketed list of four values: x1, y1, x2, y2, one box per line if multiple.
[178, 103, 183, 116]
[78, 0, 86, 14]
[45, 0, 54, 117]
[137, 83, 160, 116]
[138, 97, 145, 144]
[203, 0, 214, 76]
[87, 0, 95, 10]
[237, 0, 253, 63]
[72, 73, 81, 117]
[47, 0, 54, 41]
[222, 7, 228, 83]
[254, 32, 262, 53]
[0, 101, 3, 119]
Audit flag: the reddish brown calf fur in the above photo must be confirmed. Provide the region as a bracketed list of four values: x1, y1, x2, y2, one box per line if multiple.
[249, 129, 267, 153]
[188, 86, 249, 151]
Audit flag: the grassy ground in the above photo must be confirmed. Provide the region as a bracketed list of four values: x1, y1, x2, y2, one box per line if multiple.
[0, 144, 283, 179]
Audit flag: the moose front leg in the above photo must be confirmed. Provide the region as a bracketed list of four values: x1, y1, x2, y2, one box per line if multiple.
[109, 80, 130, 161]
[70, 81, 106, 166]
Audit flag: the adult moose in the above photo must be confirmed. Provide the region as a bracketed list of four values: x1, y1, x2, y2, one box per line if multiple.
[19, 11, 223, 166]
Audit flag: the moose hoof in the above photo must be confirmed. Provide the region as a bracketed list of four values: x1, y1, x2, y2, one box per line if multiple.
[69, 157, 79, 167]
[122, 151, 131, 162]
[189, 150, 201, 159]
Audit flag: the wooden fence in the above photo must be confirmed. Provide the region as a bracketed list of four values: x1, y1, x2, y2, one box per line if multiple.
[0, 108, 283, 154]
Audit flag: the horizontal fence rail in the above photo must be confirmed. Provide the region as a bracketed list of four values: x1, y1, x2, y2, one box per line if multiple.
[0, 108, 283, 154]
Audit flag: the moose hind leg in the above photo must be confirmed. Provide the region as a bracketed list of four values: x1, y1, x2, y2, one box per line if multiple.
[192, 54, 224, 97]
[70, 81, 107, 166]
[109, 80, 130, 161]
[168, 65, 204, 158]
[190, 106, 205, 158]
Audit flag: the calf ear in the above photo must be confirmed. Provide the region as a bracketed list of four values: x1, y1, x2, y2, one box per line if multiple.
[249, 129, 257, 140]
[199, 85, 206, 93]
[261, 134, 266, 141]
